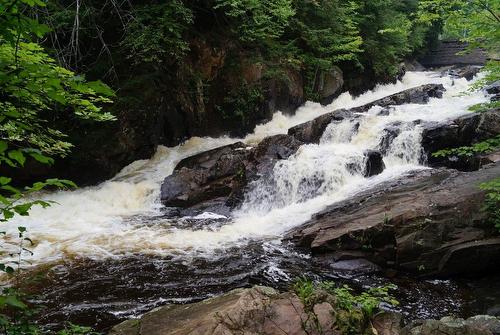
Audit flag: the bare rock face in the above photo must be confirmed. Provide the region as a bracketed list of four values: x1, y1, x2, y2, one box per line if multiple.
[287, 162, 500, 276]
[288, 84, 445, 144]
[316, 66, 344, 105]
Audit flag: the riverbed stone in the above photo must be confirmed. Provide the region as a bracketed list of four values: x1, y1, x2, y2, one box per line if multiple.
[401, 315, 500, 335]
[364, 150, 385, 177]
[160, 135, 304, 211]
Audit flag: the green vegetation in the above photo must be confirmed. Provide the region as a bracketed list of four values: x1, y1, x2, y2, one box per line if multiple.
[479, 178, 500, 232]
[122, 1, 194, 64]
[432, 135, 500, 158]
[293, 278, 399, 334]
[0, 0, 113, 333]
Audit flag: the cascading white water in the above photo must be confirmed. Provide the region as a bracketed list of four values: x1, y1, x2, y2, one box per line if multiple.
[0, 71, 491, 266]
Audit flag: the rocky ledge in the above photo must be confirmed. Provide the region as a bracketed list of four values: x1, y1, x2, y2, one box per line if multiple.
[287, 161, 500, 276]
[160, 83, 446, 213]
[109, 286, 500, 335]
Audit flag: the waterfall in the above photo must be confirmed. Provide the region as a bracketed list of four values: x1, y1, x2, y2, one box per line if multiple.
[0, 71, 490, 266]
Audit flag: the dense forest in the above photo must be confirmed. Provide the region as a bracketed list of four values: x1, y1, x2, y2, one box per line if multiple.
[0, 0, 499, 334]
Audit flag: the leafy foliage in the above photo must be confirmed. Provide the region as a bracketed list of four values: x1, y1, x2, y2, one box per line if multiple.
[479, 178, 500, 232]
[0, 0, 114, 333]
[214, 0, 295, 42]
[0, 0, 115, 158]
[122, 1, 193, 64]
[432, 135, 500, 158]
[293, 277, 399, 317]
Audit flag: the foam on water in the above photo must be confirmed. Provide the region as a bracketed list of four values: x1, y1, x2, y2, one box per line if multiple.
[1, 71, 490, 265]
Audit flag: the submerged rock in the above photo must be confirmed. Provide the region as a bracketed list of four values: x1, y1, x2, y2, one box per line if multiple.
[364, 150, 385, 177]
[448, 65, 481, 81]
[287, 162, 500, 276]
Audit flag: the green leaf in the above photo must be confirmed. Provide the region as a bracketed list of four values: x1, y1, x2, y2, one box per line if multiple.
[86, 81, 116, 97]
[0, 177, 11, 185]
[8, 150, 26, 166]
[29, 152, 54, 165]
[0, 142, 7, 154]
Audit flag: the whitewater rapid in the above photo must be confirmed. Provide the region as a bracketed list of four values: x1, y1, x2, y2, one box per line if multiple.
[1, 71, 490, 266]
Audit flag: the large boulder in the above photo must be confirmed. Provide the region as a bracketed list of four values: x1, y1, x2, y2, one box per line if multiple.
[287, 162, 500, 276]
[289, 84, 445, 144]
[316, 66, 344, 105]
[448, 65, 481, 81]
[160, 142, 251, 208]
[160, 135, 304, 211]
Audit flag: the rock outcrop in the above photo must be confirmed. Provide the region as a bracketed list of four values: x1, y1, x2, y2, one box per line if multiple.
[287, 161, 500, 276]
[422, 108, 500, 170]
[419, 40, 488, 68]
[403, 316, 500, 335]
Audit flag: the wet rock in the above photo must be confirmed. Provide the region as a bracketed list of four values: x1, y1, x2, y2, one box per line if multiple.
[288, 109, 353, 144]
[287, 162, 500, 276]
[160, 135, 303, 210]
[373, 312, 403, 335]
[316, 66, 344, 105]
[329, 258, 381, 276]
[379, 122, 403, 155]
[448, 65, 481, 81]
[467, 315, 500, 334]
[160, 142, 250, 208]
[486, 81, 500, 95]
[364, 150, 385, 177]
[248, 134, 304, 180]
[289, 84, 445, 144]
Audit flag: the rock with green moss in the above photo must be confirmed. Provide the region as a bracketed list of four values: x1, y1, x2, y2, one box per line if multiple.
[108, 286, 383, 335]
